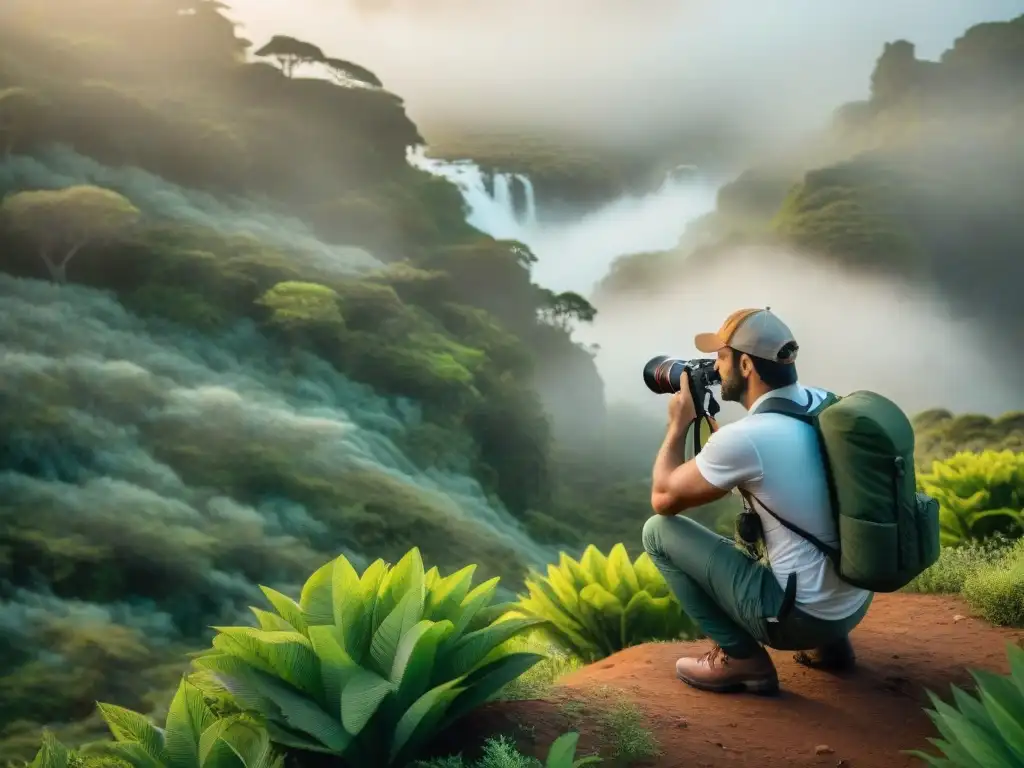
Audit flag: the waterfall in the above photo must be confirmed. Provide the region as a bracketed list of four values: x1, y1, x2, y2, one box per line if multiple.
[406, 143, 720, 294]
[406, 145, 538, 241]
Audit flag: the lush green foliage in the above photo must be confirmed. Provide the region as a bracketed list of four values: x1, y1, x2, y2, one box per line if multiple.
[914, 411, 1024, 467]
[918, 451, 1024, 546]
[87, 678, 281, 768]
[414, 731, 600, 768]
[0, 0, 641, 756]
[509, 544, 700, 663]
[24, 679, 281, 768]
[190, 548, 544, 766]
[907, 643, 1024, 767]
[904, 535, 1024, 627]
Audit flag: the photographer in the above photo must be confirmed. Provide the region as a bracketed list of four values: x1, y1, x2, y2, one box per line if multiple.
[643, 308, 873, 696]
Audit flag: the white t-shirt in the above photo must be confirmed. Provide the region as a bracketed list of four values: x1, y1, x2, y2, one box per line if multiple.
[694, 382, 872, 620]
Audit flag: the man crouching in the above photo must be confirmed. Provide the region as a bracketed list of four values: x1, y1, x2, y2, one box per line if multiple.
[643, 307, 873, 695]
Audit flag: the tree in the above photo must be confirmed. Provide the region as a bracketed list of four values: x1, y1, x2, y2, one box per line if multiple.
[0, 87, 49, 157]
[497, 238, 539, 270]
[323, 56, 383, 88]
[0, 186, 141, 283]
[255, 280, 344, 330]
[254, 35, 326, 78]
[537, 289, 597, 331]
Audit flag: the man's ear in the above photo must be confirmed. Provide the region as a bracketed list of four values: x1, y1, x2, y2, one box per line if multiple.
[739, 352, 754, 377]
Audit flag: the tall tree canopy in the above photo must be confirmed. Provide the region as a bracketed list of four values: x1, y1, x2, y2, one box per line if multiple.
[1, 186, 141, 283]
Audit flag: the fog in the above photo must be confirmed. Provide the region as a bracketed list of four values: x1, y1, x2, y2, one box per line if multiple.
[580, 246, 1021, 423]
[0, 146, 561, 662]
[228, 0, 1023, 161]
[0, 145, 381, 277]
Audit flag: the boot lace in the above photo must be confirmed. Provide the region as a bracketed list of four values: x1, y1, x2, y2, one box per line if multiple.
[699, 644, 728, 668]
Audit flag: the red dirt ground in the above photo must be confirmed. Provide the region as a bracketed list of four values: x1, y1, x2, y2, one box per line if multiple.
[438, 593, 1024, 767]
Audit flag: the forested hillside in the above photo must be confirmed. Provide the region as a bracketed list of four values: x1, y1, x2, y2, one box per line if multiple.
[0, 0, 629, 758]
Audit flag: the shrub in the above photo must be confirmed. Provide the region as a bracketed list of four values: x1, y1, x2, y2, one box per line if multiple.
[906, 642, 1024, 767]
[918, 450, 1024, 546]
[24, 678, 280, 768]
[191, 548, 545, 766]
[509, 544, 700, 663]
[904, 534, 1017, 594]
[961, 540, 1024, 627]
[414, 731, 600, 768]
[85, 677, 282, 768]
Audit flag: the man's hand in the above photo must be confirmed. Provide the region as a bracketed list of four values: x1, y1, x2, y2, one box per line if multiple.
[650, 375, 729, 515]
[667, 376, 697, 428]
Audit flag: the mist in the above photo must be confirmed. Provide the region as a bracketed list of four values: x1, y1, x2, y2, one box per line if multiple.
[228, 0, 1023, 161]
[0, 146, 381, 277]
[579, 246, 1021, 424]
[0, 271, 557, 657]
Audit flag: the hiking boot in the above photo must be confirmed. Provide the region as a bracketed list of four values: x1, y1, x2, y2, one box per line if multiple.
[675, 644, 779, 695]
[793, 637, 857, 672]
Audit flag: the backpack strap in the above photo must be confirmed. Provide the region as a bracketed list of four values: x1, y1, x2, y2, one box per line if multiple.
[739, 390, 842, 566]
[738, 489, 840, 564]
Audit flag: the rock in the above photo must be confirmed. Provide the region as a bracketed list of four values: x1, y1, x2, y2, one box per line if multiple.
[815, 744, 835, 755]
[953, 614, 967, 623]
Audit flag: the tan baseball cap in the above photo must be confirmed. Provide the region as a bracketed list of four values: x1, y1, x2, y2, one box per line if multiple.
[694, 307, 799, 363]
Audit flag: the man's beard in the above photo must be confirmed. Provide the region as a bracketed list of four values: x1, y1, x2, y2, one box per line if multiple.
[720, 370, 747, 403]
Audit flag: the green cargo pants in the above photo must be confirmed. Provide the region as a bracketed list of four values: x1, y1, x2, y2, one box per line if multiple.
[641, 513, 871, 658]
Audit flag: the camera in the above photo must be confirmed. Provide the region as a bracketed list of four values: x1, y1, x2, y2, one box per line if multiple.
[642, 355, 723, 444]
[642, 356, 721, 396]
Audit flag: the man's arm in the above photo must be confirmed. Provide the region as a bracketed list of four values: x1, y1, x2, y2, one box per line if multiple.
[650, 421, 763, 516]
[650, 421, 730, 515]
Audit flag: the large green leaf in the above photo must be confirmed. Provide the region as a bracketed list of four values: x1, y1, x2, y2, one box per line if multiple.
[211, 627, 321, 698]
[557, 553, 589, 592]
[370, 586, 426, 677]
[245, 668, 351, 753]
[449, 576, 500, 638]
[373, 548, 426, 634]
[307, 624, 361, 717]
[250, 608, 298, 633]
[341, 666, 394, 736]
[544, 731, 602, 767]
[193, 654, 281, 720]
[96, 703, 168, 763]
[424, 564, 477, 623]
[973, 669, 1024, 759]
[931, 694, 1019, 766]
[437, 617, 544, 681]
[391, 619, 451, 705]
[633, 552, 669, 597]
[579, 546, 611, 591]
[605, 543, 639, 604]
[387, 679, 463, 766]
[441, 652, 545, 728]
[300, 559, 336, 627]
[578, 583, 623, 657]
[213, 718, 283, 768]
[29, 732, 72, 768]
[163, 678, 216, 767]
[260, 587, 308, 635]
[543, 566, 584, 624]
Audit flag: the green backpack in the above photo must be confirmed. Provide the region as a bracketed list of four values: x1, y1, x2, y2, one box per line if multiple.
[751, 389, 941, 593]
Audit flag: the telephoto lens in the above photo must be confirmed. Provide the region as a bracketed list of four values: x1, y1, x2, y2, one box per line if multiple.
[643, 356, 722, 395]
[642, 356, 687, 395]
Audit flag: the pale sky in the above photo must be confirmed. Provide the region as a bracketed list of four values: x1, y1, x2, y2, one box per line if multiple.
[225, 1, 1024, 153]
